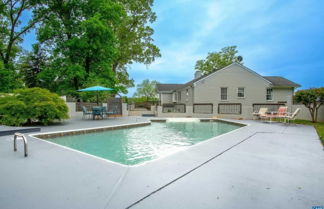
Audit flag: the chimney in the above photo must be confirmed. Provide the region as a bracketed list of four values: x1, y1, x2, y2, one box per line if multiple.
[194, 70, 202, 79]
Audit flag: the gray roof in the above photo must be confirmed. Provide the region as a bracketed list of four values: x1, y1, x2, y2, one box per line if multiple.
[156, 84, 185, 92]
[178, 73, 210, 90]
[263, 76, 300, 87]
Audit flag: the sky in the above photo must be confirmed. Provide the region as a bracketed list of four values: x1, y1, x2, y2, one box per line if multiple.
[21, 0, 324, 96]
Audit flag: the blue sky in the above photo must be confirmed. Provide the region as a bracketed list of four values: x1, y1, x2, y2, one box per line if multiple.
[22, 0, 324, 96]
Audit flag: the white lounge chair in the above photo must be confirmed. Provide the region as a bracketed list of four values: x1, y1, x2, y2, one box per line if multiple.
[284, 108, 301, 124]
[253, 107, 268, 120]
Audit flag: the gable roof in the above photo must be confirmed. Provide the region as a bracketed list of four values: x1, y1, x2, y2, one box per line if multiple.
[263, 76, 301, 87]
[156, 84, 184, 92]
[157, 63, 300, 93]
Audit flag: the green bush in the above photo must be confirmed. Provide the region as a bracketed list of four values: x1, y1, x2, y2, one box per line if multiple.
[0, 88, 69, 126]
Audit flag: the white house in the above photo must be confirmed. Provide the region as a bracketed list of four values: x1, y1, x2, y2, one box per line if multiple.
[156, 62, 300, 119]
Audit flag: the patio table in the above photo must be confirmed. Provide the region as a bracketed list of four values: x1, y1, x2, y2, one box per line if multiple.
[92, 106, 104, 120]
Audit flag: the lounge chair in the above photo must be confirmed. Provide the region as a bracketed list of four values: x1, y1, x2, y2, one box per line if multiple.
[284, 108, 301, 124]
[82, 106, 92, 119]
[260, 106, 288, 122]
[252, 107, 268, 120]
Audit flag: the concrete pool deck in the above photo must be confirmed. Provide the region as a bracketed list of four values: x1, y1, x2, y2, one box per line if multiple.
[0, 117, 323, 209]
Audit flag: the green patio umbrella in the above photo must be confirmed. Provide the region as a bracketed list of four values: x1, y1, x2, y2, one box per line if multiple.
[77, 86, 113, 105]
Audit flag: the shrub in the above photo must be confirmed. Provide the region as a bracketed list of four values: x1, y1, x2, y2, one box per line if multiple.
[0, 95, 27, 126]
[0, 88, 69, 126]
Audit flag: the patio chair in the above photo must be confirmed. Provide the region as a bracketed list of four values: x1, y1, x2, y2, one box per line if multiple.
[82, 106, 92, 119]
[102, 106, 114, 119]
[284, 108, 301, 124]
[260, 106, 288, 122]
[252, 107, 268, 120]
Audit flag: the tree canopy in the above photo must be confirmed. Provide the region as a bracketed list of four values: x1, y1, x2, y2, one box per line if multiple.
[0, 0, 40, 91]
[34, 0, 124, 95]
[295, 87, 324, 123]
[0, 0, 160, 95]
[195, 46, 242, 75]
[133, 79, 158, 101]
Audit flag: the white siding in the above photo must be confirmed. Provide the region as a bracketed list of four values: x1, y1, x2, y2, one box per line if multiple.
[158, 64, 296, 119]
[192, 64, 294, 119]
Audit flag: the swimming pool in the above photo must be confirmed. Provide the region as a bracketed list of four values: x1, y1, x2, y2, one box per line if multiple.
[45, 120, 241, 165]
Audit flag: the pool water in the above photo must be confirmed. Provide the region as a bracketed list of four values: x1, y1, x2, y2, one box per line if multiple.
[46, 121, 240, 165]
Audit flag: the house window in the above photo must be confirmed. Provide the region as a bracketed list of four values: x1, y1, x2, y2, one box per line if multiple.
[237, 87, 245, 98]
[266, 88, 273, 100]
[221, 87, 227, 100]
[178, 92, 181, 102]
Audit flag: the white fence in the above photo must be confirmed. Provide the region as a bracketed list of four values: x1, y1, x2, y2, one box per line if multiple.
[292, 104, 324, 122]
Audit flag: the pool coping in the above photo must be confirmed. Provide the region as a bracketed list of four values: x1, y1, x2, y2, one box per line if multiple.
[0, 127, 41, 136]
[29, 118, 248, 168]
[32, 122, 151, 139]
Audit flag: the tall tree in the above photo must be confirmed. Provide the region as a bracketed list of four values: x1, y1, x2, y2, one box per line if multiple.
[18, 44, 47, 88]
[35, 0, 125, 95]
[112, 0, 161, 92]
[0, 0, 39, 91]
[133, 79, 158, 101]
[0, 0, 38, 68]
[295, 87, 324, 123]
[195, 46, 242, 75]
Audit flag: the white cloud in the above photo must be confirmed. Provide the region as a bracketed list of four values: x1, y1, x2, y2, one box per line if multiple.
[125, 0, 324, 95]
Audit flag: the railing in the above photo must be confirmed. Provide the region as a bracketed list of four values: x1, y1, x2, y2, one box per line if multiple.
[162, 103, 186, 113]
[218, 103, 242, 114]
[193, 103, 213, 114]
[14, 133, 28, 157]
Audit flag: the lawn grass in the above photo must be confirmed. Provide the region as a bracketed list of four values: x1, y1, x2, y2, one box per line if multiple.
[293, 119, 324, 145]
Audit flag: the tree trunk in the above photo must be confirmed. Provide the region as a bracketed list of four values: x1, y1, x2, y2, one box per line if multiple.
[314, 107, 318, 123]
[112, 62, 118, 73]
[73, 77, 79, 90]
[308, 108, 315, 123]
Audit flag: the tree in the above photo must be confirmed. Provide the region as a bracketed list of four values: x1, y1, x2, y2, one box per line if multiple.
[133, 79, 158, 101]
[33, 0, 160, 96]
[295, 87, 324, 123]
[0, 0, 39, 68]
[18, 44, 47, 88]
[195, 46, 242, 75]
[35, 0, 125, 95]
[112, 0, 161, 92]
[0, 59, 23, 92]
[0, 0, 39, 91]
